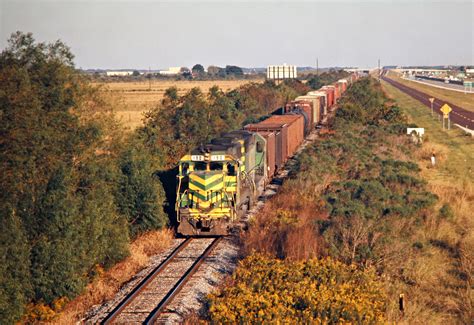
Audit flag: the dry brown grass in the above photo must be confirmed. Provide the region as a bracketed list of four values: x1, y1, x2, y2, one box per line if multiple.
[52, 229, 174, 324]
[94, 79, 263, 129]
[243, 183, 327, 261]
[393, 179, 474, 324]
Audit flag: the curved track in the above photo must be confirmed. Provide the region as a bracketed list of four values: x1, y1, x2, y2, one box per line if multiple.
[382, 76, 474, 130]
[101, 237, 222, 324]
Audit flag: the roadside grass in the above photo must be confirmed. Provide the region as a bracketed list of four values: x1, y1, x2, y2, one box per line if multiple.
[382, 79, 474, 323]
[386, 71, 474, 112]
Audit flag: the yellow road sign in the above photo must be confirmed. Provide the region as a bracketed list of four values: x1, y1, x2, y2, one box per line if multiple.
[440, 104, 452, 115]
[429, 97, 435, 103]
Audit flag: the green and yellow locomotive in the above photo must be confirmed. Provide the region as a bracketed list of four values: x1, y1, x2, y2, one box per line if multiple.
[176, 131, 268, 236]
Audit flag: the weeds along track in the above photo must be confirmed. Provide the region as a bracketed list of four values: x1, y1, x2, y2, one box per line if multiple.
[100, 237, 222, 324]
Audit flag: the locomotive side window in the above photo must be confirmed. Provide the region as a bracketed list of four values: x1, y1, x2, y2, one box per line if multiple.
[227, 163, 236, 176]
[181, 162, 189, 175]
[256, 141, 264, 153]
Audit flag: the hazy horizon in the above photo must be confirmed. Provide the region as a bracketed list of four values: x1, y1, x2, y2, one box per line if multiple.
[1, 0, 473, 70]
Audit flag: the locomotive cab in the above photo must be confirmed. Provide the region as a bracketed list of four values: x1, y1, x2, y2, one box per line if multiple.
[176, 131, 266, 236]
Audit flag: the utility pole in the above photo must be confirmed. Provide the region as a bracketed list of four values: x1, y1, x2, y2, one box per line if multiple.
[378, 58, 381, 80]
[148, 66, 151, 91]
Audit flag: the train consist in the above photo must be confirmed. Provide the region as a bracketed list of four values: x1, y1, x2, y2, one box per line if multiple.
[175, 75, 358, 236]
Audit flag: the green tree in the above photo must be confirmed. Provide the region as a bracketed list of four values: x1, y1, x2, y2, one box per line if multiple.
[191, 64, 205, 76]
[225, 65, 243, 76]
[307, 75, 324, 89]
[0, 32, 132, 321]
[116, 140, 168, 237]
[30, 166, 85, 302]
[0, 205, 31, 323]
[75, 158, 130, 268]
[140, 87, 216, 168]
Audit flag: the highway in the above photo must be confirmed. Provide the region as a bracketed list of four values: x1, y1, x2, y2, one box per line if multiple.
[382, 76, 474, 130]
[410, 78, 473, 93]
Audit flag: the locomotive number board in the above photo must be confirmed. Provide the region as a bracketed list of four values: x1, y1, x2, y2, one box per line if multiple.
[191, 155, 226, 161]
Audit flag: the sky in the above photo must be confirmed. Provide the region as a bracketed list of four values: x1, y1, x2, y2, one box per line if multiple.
[0, 0, 473, 69]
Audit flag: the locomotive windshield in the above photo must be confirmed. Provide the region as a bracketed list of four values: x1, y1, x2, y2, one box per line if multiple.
[210, 162, 223, 170]
[194, 162, 207, 171]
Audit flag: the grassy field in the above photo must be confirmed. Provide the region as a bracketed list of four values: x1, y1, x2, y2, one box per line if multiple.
[382, 79, 473, 323]
[94, 79, 263, 129]
[386, 71, 474, 112]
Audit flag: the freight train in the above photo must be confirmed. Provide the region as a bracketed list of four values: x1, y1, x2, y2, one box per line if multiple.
[175, 75, 357, 236]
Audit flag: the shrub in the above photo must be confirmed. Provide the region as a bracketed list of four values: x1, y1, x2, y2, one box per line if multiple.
[439, 203, 454, 220]
[208, 254, 386, 323]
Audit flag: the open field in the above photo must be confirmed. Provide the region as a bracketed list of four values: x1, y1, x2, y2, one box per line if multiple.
[386, 71, 474, 113]
[94, 79, 264, 129]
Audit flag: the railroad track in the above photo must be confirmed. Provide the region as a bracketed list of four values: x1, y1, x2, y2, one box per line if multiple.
[101, 237, 222, 324]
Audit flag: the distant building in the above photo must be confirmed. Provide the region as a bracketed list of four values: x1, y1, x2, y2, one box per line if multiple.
[106, 71, 134, 76]
[466, 68, 474, 75]
[266, 64, 297, 80]
[159, 67, 184, 75]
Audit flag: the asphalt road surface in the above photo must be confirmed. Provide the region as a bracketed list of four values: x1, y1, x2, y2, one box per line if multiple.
[411, 78, 473, 93]
[382, 76, 474, 130]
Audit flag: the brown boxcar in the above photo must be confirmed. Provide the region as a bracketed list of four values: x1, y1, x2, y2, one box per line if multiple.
[321, 86, 335, 108]
[261, 115, 304, 158]
[331, 84, 340, 101]
[338, 79, 348, 93]
[258, 131, 276, 177]
[245, 123, 288, 168]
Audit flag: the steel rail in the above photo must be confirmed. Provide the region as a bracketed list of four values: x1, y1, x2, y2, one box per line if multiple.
[144, 236, 223, 324]
[101, 237, 193, 325]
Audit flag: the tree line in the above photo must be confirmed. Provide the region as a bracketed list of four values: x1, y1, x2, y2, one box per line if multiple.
[0, 32, 168, 323]
[304, 69, 350, 89]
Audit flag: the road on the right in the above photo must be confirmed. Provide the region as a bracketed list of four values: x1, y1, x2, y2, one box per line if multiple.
[382, 75, 474, 130]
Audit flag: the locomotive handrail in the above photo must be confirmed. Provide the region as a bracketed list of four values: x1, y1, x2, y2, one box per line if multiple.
[176, 188, 189, 223]
[241, 170, 257, 197]
[175, 176, 183, 216]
